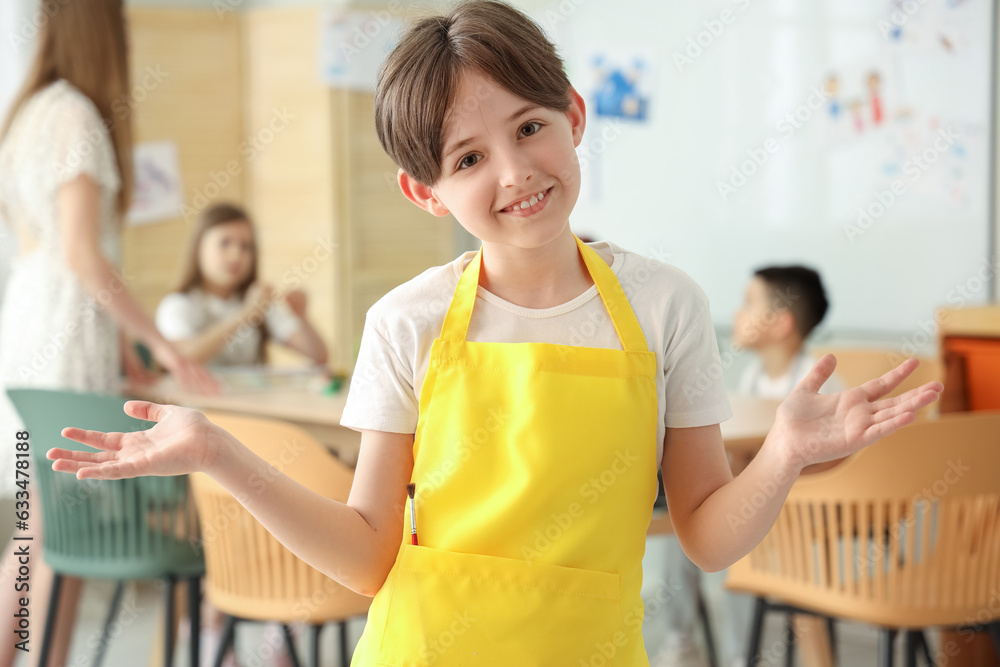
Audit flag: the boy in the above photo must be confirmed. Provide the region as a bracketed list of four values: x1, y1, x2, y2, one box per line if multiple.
[653, 266, 843, 667]
[49, 3, 940, 666]
[733, 266, 844, 398]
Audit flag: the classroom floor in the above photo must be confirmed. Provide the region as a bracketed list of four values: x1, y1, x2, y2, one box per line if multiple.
[21, 575, 896, 667]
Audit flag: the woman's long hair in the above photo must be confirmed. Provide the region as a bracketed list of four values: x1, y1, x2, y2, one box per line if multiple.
[176, 203, 268, 363]
[0, 0, 133, 214]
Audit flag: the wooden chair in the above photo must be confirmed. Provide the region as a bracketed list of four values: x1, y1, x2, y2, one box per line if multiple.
[726, 411, 1000, 667]
[191, 412, 371, 667]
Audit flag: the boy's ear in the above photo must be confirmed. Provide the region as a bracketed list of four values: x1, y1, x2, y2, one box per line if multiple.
[567, 87, 587, 148]
[398, 169, 450, 217]
[775, 308, 798, 340]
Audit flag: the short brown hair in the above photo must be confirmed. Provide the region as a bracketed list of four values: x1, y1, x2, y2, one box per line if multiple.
[374, 0, 571, 186]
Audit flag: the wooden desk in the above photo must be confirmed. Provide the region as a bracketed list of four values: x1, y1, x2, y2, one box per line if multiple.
[126, 378, 364, 465]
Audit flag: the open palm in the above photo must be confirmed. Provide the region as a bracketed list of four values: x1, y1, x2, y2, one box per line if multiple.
[772, 355, 943, 471]
[48, 401, 218, 480]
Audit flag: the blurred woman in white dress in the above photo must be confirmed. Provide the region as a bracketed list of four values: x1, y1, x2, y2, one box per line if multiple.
[0, 1, 216, 663]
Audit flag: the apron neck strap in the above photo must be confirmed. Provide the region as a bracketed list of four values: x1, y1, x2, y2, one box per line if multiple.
[439, 236, 650, 354]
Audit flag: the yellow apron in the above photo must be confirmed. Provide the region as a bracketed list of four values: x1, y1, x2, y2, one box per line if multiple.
[352, 236, 659, 666]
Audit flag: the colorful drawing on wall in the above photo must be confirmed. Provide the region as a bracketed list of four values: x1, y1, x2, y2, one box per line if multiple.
[818, 58, 900, 147]
[880, 0, 978, 55]
[588, 52, 653, 122]
[127, 141, 183, 226]
[319, 8, 404, 92]
[878, 113, 982, 207]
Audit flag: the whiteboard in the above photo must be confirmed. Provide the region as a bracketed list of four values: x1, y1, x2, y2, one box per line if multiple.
[542, 0, 994, 336]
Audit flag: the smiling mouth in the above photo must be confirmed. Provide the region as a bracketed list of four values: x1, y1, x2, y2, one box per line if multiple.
[499, 187, 553, 215]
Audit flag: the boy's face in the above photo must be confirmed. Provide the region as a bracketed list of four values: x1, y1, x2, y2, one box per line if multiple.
[732, 277, 794, 349]
[398, 69, 586, 251]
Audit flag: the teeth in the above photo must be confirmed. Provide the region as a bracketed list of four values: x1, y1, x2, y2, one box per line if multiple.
[507, 189, 547, 212]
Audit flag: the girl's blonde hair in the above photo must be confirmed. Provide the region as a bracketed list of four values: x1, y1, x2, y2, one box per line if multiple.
[0, 0, 134, 214]
[177, 203, 268, 363]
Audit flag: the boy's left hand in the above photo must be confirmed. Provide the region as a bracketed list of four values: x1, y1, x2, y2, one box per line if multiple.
[769, 355, 943, 473]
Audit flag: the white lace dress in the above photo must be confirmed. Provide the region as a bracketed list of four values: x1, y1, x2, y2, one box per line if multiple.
[0, 80, 123, 497]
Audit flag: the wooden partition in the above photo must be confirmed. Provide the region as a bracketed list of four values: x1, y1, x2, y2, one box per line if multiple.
[125, 5, 455, 369]
[124, 8, 244, 314]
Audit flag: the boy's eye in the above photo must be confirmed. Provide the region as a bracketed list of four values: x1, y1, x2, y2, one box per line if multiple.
[457, 154, 481, 170]
[520, 121, 542, 137]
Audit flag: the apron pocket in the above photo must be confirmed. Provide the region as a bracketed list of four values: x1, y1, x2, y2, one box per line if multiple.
[376, 544, 623, 667]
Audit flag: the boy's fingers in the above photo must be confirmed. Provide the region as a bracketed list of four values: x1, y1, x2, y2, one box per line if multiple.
[123, 400, 167, 422]
[76, 460, 138, 481]
[46, 448, 116, 464]
[860, 358, 919, 401]
[51, 459, 100, 475]
[863, 410, 916, 446]
[59, 427, 123, 451]
[798, 353, 837, 393]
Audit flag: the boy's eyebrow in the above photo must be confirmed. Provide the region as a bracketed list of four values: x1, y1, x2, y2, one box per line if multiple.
[442, 104, 543, 160]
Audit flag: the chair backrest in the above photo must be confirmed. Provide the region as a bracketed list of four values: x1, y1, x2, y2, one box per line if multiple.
[6, 389, 203, 579]
[728, 410, 1000, 628]
[191, 411, 371, 623]
[811, 347, 941, 416]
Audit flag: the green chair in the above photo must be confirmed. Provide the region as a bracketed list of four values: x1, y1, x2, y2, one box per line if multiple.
[6, 388, 205, 667]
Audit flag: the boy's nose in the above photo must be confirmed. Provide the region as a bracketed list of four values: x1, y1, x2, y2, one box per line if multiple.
[496, 149, 533, 188]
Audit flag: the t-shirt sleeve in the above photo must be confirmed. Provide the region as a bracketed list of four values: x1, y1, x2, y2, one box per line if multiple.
[155, 293, 203, 341]
[662, 300, 733, 429]
[265, 302, 302, 342]
[340, 319, 419, 434]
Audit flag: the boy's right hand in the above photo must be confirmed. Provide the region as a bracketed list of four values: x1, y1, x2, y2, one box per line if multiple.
[48, 401, 223, 480]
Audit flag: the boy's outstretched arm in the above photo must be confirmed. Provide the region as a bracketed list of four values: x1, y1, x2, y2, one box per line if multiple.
[663, 356, 942, 573]
[48, 402, 413, 597]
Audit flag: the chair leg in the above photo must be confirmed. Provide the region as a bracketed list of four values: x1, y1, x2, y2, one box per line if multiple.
[879, 628, 898, 667]
[696, 589, 719, 667]
[309, 624, 323, 667]
[92, 581, 125, 667]
[745, 597, 767, 667]
[282, 624, 303, 667]
[38, 573, 63, 667]
[826, 616, 838, 665]
[904, 630, 919, 667]
[339, 621, 350, 667]
[187, 576, 201, 667]
[213, 615, 237, 667]
[164, 574, 177, 667]
[989, 622, 1000, 661]
[783, 614, 797, 667]
[914, 630, 934, 666]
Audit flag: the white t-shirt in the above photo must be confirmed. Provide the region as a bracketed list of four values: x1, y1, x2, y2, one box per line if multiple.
[341, 241, 733, 468]
[156, 288, 301, 366]
[737, 351, 845, 400]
